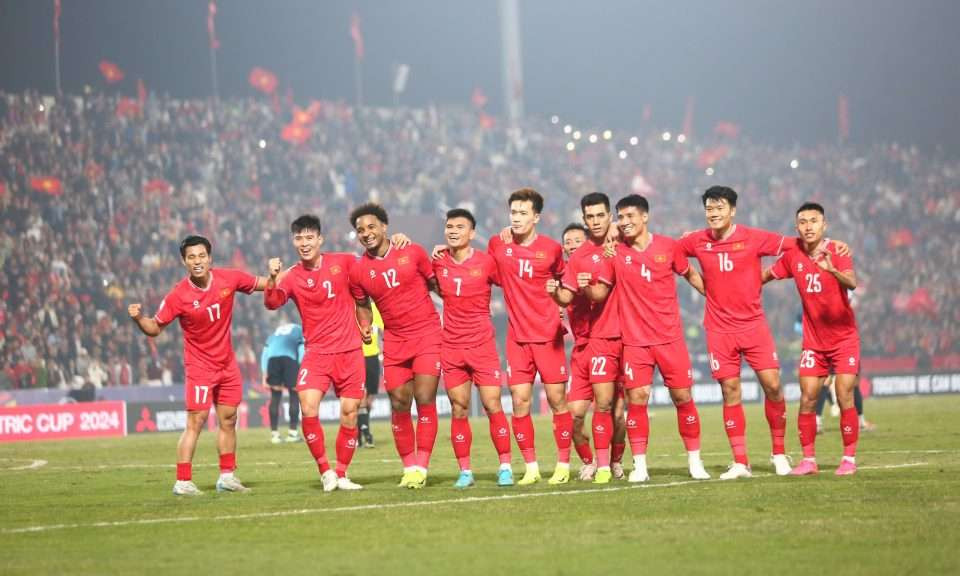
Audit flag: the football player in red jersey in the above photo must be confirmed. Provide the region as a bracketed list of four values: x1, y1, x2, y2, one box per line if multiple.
[129, 235, 267, 495]
[763, 202, 861, 476]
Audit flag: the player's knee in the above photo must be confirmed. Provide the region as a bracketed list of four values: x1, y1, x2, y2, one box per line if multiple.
[670, 388, 693, 405]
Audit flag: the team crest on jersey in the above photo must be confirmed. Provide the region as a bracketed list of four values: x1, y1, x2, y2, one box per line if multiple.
[470, 268, 482, 277]
[220, 288, 231, 298]
[535, 251, 546, 260]
[654, 254, 667, 263]
[398, 256, 410, 266]
[330, 265, 342, 275]
[732, 242, 745, 251]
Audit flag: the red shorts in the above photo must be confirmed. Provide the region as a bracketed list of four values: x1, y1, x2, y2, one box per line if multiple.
[297, 349, 365, 399]
[622, 339, 693, 390]
[505, 334, 567, 386]
[798, 338, 860, 377]
[569, 339, 622, 402]
[705, 324, 779, 381]
[383, 331, 442, 392]
[442, 338, 503, 390]
[184, 363, 242, 411]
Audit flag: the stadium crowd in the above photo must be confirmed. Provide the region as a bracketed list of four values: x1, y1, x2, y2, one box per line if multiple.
[1, 90, 956, 390]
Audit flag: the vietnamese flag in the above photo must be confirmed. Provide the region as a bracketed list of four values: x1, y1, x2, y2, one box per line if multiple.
[281, 122, 311, 145]
[248, 67, 278, 95]
[142, 179, 173, 194]
[30, 176, 64, 196]
[115, 97, 141, 118]
[291, 106, 315, 126]
[99, 60, 125, 84]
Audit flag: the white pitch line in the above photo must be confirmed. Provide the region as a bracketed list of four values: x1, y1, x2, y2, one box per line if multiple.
[1, 461, 929, 535]
[857, 462, 926, 470]
[0, 459, 48, 471]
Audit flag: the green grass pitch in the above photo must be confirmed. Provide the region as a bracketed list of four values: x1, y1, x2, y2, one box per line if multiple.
[1, 395, 957, 575]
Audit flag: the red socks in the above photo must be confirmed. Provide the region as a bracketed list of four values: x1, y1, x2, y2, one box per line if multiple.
[575, 441, 594, 465]
[390, 410, 416, 468]
[451, 416, 472, 471]
[798, 412, 817, 459]
[764, 398, 788, 455]
[176, 462, 191, 481]
[626, 403, 649, 456]
[487, 411, 513, 465]
[303, 416, 331, 473]
[723, 403, 749, 465]
[218, 452, 236, 474]
[553, 411, 573, 464]
[592, 411, 613, 468]
[414, 403, 438, 470]
[840, 407, 859, 458]
[335, 425, 357, 477]
[512, 414, 537, 463]
[675, 399, 702, 452]
[611, 442, 626, 464]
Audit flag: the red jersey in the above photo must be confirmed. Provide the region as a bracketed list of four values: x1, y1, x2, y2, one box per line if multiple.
[433, 248, 500, 348]
[154, 268, 257, 370]
[769, 239, 858, 350]
[561, 242, 619, 340]
[488, 234, 565, 343]
[607, 235, 689, 346]
[264, 253, 361, 354]
[679, 225, 786, 333]
[349, 243, 441, 343]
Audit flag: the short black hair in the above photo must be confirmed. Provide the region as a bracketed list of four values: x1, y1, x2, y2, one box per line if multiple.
[562, 223, 588, 238]
[291, 214, 322, 235]
[349, 203, 389, 227]
[796, 202, 825, 217]
[580, 192, 610, 213]
[446, 208, 476, 229]
[701, 186, 738, 208]
[179, 235, 211, 258]
[615, 194, 649, 214]
[508, 188, 544, 214]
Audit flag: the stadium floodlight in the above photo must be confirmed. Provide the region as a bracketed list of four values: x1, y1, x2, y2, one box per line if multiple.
[677, 134, 687, 143]
[566, 142, 576, 151]
[705, 167, 715, 176]
[629, 136, 639, 146]
[38, 104, 46, 112]
[588, 134, 598, 143]
[790, 159, 799, 169]
[573, 130, 582, 140]
[618, 150, 628, 159]
[603, 130, 612, 140]
[662, 131, 672, 141]
[551, 115, 560, 124]
[258, 139, 267, 149]
[563, 124, 572, 134]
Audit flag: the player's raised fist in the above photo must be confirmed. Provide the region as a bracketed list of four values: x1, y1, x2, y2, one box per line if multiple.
[268, 257, 282, 278]
[545, 278, 560, 294]
[576, 272, 592, 288]
[128, 303, 143, 320]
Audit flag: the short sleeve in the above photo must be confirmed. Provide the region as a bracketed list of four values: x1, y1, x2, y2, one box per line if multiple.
[154, 290, 178, 326]
[754, 228, 786, 257]
[414, 244, 435, 280]
[349, 266, 367, 301]
[678, 233, 697, 257]
[561, 258, 579, 292]
[487, 256, 501, 286]
[672, 241, 691, 275]
[552, 244, 566, 278]
[230, 269, 258, 294]
[769, 254, 792, 279]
